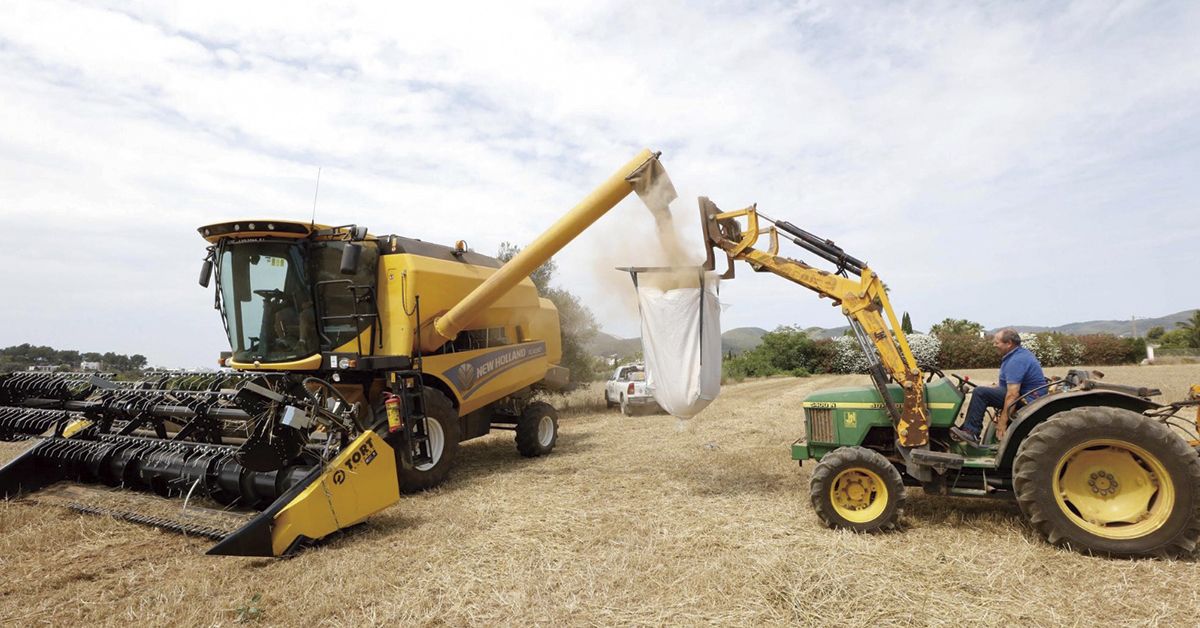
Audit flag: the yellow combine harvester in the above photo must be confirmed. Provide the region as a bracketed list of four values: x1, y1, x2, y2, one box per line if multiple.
[0, 149, 673, 556]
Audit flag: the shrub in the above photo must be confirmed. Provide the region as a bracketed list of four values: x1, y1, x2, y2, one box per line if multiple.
[937, 333, 999, 369]
[1047, 332, 1085, 365]
[721, 326, 837, 379]
[1021, 333, 1062, 367]
[723, 349, 779, 379]
[831, 336, 869, 374]
[1077, 334, 1139, 365]
[906, 333, 942, 370]
[929, 318, 984, 337]
[1123, 336, 1147, 363]
[830, 333, 940, 374]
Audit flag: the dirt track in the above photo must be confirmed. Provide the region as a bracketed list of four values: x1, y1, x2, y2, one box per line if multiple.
[2, 365, 1199, 626]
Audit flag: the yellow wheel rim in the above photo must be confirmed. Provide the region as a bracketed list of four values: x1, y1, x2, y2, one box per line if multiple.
[830, 467, 889, 523]
[1053, 439, 1174, 540]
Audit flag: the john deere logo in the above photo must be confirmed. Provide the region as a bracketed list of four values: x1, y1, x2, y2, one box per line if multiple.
[456, 363, 478, 390]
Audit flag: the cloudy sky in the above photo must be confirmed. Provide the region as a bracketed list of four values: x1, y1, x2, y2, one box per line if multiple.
[1, 1, 1197, 367]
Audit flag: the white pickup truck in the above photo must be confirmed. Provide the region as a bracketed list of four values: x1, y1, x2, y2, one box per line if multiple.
[603, 363, 659, 416]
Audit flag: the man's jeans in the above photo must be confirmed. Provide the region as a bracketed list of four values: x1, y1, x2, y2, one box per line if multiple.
[962, 385, 1007, 438]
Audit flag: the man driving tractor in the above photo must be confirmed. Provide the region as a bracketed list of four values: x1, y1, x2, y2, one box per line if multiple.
[951, 328, 1047, 445]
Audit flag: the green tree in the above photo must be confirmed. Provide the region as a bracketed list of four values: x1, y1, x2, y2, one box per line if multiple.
[0, 345, 147, 373]
[1146, 326, 1165, 341]
[723, 326, 837, 379]
[1175, 310, 1200, 348]
[497, 241, 556, 292]
[1158, 329, 1193, 349]
[929, 318, 985, 338]
[497, 244, 599, 384]
[901, 312, 913, 334]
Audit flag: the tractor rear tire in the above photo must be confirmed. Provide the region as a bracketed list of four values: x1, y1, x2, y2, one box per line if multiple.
[1013, 406, 1200, 558]
[516, 401, 558, 457]
[382, 388, 460, 494]
[810, 446, 906, 532]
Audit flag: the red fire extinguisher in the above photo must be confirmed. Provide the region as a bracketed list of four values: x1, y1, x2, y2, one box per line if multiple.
[384, 393, 403, 433]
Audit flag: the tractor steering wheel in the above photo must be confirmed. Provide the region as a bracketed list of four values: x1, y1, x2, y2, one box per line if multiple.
[950, 373, 977, 395]
[924, 367, 946, 383]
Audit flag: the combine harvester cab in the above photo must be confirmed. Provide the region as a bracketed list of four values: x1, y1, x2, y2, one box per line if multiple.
[0, 149, 675, 556]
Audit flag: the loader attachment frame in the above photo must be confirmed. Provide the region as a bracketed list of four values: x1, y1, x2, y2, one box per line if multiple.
[698, 197, 930, 448]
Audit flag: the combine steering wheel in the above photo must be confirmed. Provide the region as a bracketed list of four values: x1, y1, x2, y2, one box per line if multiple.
[253, 289, 289, 307]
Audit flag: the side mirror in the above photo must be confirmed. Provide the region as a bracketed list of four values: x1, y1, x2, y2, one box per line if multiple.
[340, 243, 362, 275]
[199, 259, 214, 287]
[349, 225, 368, 241]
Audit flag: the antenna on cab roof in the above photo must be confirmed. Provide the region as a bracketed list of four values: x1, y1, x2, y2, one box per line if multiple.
[310, 167, 322, 229]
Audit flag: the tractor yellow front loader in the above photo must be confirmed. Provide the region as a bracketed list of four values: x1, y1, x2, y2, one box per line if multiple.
[0, 149, 674, 556]
[700, 198, 1200, 557]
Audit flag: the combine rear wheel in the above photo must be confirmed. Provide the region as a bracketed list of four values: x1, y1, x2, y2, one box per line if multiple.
[516, 401, 558, 457]
[1014, 407, 1200, 557]
[810, 446, 905, 532]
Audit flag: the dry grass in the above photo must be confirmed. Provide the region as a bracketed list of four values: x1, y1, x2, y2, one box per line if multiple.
[1, 364, 1199, 626]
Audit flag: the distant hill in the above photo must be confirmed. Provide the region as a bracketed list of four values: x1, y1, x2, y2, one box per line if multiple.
[721, 327, 767, 354]
[801, 325, 850, 340]
[587, 327, 773, 360]
[587, 331, 642, 359]
[999, 309, 1198, 338]
[588, 325, 842, 360]
[590, 309, 1198, 359]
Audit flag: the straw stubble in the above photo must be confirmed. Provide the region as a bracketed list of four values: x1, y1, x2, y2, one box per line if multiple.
[1, 364, 1198, 626]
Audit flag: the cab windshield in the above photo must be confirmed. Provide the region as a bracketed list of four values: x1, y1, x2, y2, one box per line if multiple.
[218, 241, 318, 363]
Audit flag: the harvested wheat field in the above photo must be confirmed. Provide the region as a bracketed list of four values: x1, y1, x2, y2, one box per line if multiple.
[2, 364, 1199, 626]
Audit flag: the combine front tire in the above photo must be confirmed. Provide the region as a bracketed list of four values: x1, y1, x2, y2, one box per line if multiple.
[394, 389, 460, 493]
[516, 401, 558, 457]
[1013, 407, 1200, 558]
[810, 446, 906, 532]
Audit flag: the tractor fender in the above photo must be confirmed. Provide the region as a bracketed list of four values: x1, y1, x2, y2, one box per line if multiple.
[994, 390, 1161, 470]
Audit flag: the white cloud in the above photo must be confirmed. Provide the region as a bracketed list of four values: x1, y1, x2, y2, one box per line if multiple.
[0, 0, 1197, 365]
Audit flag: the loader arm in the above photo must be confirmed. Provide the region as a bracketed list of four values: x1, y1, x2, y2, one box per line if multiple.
[699, 197, 930, 448]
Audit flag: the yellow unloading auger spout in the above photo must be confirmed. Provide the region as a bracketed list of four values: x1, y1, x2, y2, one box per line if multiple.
[422, 148, 672, 353]
[0, 149, 674, 557]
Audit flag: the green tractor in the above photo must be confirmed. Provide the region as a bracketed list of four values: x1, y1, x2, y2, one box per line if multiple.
[699, 198, 1200, 557]
[797, 369, 1200, 557]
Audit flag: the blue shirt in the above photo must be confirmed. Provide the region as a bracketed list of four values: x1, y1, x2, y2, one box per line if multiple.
[999, 345, 1047, 400]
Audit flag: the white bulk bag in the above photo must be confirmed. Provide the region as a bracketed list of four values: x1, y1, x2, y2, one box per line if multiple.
[635, 272, 722, 419]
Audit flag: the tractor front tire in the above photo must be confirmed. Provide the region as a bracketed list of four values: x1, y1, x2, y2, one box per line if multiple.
[1013, 406, 1200, 558]
[516, 401, 558, 458]
[380, 388, 460, 493]
[810, 446, 906, 532]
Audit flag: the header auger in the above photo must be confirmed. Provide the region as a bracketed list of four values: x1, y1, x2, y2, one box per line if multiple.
[0, 149, 675, 556]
